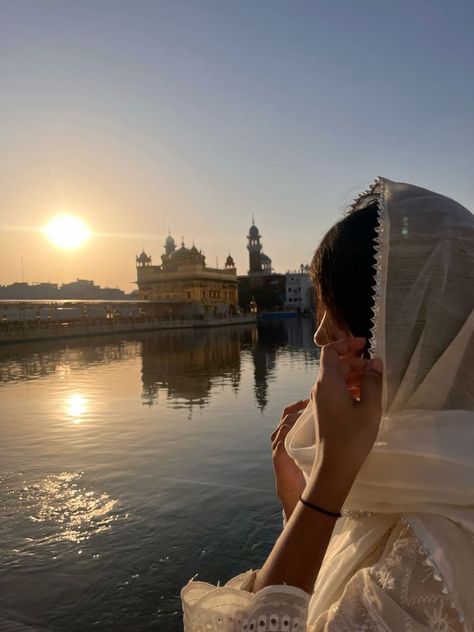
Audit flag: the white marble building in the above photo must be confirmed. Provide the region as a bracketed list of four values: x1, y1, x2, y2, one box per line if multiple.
[284, 266, 315, 311]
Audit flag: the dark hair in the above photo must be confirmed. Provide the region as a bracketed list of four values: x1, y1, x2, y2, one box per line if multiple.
[310, 202, 379, 344]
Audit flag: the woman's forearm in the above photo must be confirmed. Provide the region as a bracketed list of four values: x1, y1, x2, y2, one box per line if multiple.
[252, 458, 357, 594]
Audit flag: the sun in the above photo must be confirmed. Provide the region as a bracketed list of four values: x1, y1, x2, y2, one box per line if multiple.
[43, 214, 91, 250]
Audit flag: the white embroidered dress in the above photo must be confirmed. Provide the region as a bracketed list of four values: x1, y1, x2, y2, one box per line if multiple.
[181, 179, 474, 632]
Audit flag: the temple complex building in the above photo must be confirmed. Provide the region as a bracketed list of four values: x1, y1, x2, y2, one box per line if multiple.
[136, 234, 238, 317]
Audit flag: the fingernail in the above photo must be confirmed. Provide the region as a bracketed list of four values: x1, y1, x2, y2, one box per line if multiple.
[372, 358, 383, 374]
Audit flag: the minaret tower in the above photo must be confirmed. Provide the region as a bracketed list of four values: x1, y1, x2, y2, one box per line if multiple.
[247, 217, 263, 275]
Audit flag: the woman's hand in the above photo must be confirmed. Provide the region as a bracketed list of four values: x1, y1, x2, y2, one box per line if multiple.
[253, 339, 382, 594]
[271, 400, 308, 520]
[306, 337, 383, 508]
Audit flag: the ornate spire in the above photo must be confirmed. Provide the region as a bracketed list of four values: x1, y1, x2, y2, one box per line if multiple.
[136, 250, 152, 267]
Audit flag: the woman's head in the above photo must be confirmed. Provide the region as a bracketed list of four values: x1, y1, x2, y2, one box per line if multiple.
[311, 202, 379, 349]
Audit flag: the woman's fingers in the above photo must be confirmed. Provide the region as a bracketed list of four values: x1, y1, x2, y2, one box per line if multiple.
[339, 356, 367, 380]
[321, 337, 366, 366]
[272, 440, 294, 463]
[271, 424, 290, 447]
[318, 338, 366, 389]
[317, 341, 363, 403]
[316, 339, 378, 413]
[280, 399, 310, 421]
[271, 411, 301, 443]
[271, 422, 295, 450]
[272, 440, 284, 457]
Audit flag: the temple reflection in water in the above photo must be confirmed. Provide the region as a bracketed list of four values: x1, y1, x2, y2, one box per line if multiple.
[248, 319, 316, 410]
[140, 326, 245, 410]
[0, 319, 318, 413]
[140, 319, 317, 412]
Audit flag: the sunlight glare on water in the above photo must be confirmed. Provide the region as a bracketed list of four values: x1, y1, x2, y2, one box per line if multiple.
[66, 394, 88, 423]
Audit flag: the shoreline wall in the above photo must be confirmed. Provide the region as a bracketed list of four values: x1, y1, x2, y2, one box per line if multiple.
[0, 316, 257, 345]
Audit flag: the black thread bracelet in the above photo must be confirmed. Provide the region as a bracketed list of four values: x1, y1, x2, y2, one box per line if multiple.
[299, 496, 341, 518]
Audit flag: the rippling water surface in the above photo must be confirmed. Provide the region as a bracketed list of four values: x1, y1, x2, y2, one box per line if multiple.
[0, 320, 318, 631]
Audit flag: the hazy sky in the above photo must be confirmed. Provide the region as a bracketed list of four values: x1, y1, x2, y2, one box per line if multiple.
[1, 0, 473, 290]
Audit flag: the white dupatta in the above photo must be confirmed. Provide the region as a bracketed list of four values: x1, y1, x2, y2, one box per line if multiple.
[286, 178, 474, 628]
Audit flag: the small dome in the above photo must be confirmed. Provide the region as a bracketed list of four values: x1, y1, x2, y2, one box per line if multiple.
[164, 233, 176, 256]
[261, 253, 271, 263]
[190, 245, 199, 254]
[136, 250, 151, 266]
[249, 224, 259, 237]
[225, 254, 235, 268]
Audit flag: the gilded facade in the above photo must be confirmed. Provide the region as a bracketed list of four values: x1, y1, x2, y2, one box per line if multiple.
[136, 235, 238, 316]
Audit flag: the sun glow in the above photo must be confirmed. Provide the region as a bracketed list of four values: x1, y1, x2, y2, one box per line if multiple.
[66, 394, 88, 423]
[43, 214, 91, 250]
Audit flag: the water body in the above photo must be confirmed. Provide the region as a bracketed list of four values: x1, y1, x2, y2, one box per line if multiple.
[0, 320, 318, 631]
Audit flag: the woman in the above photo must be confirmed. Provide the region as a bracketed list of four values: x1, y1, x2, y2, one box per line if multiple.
[182, 178, 474, 631]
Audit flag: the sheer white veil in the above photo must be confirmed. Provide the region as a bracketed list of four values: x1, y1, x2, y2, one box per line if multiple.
[285, 178, 474, 625]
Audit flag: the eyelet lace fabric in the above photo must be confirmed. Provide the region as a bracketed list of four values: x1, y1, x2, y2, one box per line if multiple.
[310, 518, 472, 632]
[182, 573, 310, 631]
